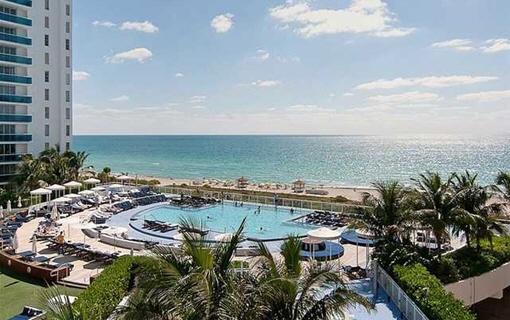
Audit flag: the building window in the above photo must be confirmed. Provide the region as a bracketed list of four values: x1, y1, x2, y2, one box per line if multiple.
[65, 142, 70, 151]
[45, 125, 49, 136]
[0, 85, 15, 95]
[0, 6, 17, 15]
[66, 73, 70, 85]
[45, 16, 49, 28]
[0, 105, 15, 114]
[0, 46, 16, 55]
[45, 142, 49, 150]
[65, 39, 70, 50]
[45, 107, 49, 119]
[66, 125, 70, 136]
[0, 66, 15, 75]
[66, 22, 70, 33]
[65, 90, 70, 102]
[66, 5, 70, 16]
[45, 88, 49, 101]
[0, 26, 16, 36]
[45, 52, 49, 65]
[66, 108, 70, 120]
[45, 71, 49, 82]
[45, 0, 49, 10]
[44, 34, 49, 46]
[65, 56, 70, 68]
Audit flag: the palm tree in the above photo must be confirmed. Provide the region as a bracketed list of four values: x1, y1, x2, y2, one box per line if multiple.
[350, 181, 414, 243]
[40, 286, 88, 320]
[412, 171, 458, 258]
[495, 171, 510, 202]
[250, 237, 374, 320]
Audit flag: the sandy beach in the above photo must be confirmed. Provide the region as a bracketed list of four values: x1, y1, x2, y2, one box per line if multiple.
[135, 174, 377, 202]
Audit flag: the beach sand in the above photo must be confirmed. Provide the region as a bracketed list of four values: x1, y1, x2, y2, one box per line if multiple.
[136, 175, 377, 202]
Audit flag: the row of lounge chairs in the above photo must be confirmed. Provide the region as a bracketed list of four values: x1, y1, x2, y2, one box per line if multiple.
[169, 195, 220, 208]
[303, 211, 347, 228]
[134, 194, 167, 206]
[46, 238, 119, 264]
[1, 212, 34, 248]
[142, 220, 179, 233]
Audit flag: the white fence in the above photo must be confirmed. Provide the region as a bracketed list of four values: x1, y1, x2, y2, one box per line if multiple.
[373, 261, 429, 320]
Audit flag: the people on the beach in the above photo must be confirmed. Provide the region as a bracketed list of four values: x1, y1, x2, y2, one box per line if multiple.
[290, 208, 294, 214]
[57, 231, 65, 254]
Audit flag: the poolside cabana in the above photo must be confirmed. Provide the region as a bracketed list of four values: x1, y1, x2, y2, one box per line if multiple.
[307, 227, 341, 261]
[46, 184, 66, 199]
[236, 176, 249, 189]
[293, 180, 306, 193]
[117, 175, 131, 185]
[29, 188, 52, 207]
[83, 178, 100, 186]
[64, 181, 82, 193]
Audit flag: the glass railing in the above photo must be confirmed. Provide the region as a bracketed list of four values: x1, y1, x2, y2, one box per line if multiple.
[0, 73, 31, 84]
[0, 114, 31, 122]
[0, 94, 32, 103]
[0, 12, 32, 26]
[0, 32, 31, 45]
[0, 154, 22, 162]
[5, 0, 32, 7]
[0, 134, 31, 142]
[0, 53, 31, 64]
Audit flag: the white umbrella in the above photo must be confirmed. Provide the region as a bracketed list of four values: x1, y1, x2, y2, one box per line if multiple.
[83, 178, 100, 184]
[117, 175, 131, 181]
[91, 186, 106, 192]
[12, 233, 18, 252]
[64, 181, 82, 188]
[31, 234, 38, 256]
[7, 200, 11, 214]
[17, 196, 22, 208]
[214, 233, 233, 242]
[50, 204, 58, 220]
[307, 227, 341, 240]
[47, 184, 66, 191]
[0, 205, 3, 220]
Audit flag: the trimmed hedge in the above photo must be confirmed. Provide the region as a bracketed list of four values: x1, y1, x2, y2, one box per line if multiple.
[74, 256, 153, 319]
[393, 264, 475, 320]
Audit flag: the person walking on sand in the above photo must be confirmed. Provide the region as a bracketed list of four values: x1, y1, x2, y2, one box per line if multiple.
[57, 231, 65, 255]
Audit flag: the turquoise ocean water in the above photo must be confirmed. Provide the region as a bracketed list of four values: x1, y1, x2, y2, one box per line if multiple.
[74, 135, 510, 187]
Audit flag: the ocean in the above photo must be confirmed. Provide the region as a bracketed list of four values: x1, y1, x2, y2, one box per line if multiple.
[73, 135, 510, 187]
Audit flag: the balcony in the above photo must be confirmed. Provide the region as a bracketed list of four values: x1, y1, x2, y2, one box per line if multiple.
[0, 134, 31, 142]
[0, 114, 31, 122]
[0, 32, 31, 45]
[0, 94, 32, 103]
[5, 0, 32, 7]
[0, 73, 31, 84]
[0, 53, 31, 64]
[0, 154, 21, 162]
[0, 12, 32, 26]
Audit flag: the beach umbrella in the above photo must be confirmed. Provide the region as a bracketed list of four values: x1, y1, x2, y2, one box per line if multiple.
[7, 200, 11, 214]
[17, 196, 22, 208]
[0, 205, 3, 220]
[12, 233, 18, 252]
[50, 204, 59, 220]
[31, 234, 38, 256]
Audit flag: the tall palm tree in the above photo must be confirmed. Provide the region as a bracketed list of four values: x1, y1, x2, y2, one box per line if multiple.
[351, 181, 414, 243]
[412, 171, 458, 258]
[251, 237, 374, 320]
[495, 171, 510, 202]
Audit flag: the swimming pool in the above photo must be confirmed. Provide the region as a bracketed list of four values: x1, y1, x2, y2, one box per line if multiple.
[133, 202, 315, 240]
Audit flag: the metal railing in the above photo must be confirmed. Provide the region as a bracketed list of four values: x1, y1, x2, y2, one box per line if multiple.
[374, 261, 428, 320]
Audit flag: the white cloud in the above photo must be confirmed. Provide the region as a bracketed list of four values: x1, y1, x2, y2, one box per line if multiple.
[269, 0, 416, 38]
[191, 106, 206, 109]
[110, 95, 130, 102]
[105, 48, 153, 64]
[211, 13, 234, 33]
[368, 91, 441, 103]
[254, 49, 270, 61]
[343, 92, 354, 97]
[457, 90, 510, 102]
[93, 20, 116, 28]
[119, 21, 159, 33]
[355, 75, 498, 90]
[252, 80, 282, 87]
[72, 71, 90, 81]
[175, 73, 184, 78]
[286, 104, 335, 113]
[481, 38, 510, 53]
[189, 95, 207, 103]
[431, 39, 474, 52]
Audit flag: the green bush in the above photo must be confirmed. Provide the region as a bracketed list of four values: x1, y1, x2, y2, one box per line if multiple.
[74, 256, 153, 319]
[393, 264, 475, 320]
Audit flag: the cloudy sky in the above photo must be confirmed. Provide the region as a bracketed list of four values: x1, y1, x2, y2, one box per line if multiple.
[72, 0, 510, 135]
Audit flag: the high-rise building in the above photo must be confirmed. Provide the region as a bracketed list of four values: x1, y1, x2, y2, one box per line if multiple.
[0, 0, 72, 185]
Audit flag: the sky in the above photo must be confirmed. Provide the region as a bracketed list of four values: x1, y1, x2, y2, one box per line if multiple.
[72, 0, 510, 135]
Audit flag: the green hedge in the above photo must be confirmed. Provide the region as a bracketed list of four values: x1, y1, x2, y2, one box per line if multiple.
[393, 264, 475, 320]
[74, 256, 153, 319]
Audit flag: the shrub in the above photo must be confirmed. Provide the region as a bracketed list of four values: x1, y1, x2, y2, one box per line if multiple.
[393, 264, 475, 320]
[74, 256, 153, 319]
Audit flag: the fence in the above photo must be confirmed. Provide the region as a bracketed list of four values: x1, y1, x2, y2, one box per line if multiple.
[153, 185, 366, 214]
[373, 261, 429, 320]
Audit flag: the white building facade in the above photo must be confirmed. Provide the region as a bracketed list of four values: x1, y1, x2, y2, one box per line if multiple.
[0, 0, 72, 185]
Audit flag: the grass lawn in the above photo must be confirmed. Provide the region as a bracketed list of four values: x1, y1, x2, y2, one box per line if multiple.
[0, 266, 83, 319]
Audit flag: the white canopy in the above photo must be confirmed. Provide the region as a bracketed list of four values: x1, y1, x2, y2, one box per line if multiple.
[84, 178, 101, 184]
[78, 190, 96, 196]
[47, 184, 66, 191]
[214, 233, 233, 242]
[91, 186, 106, 191]
[30, 188, 52, 196]
[117, 175, 131, 181]
[52, 197, 72, 203]
[66, 193, 82, 199]
[307, 227, 341, 240]
[0, 206, 3, 219]
[64, 181, 82, 188]
[109, 184, 124, 189]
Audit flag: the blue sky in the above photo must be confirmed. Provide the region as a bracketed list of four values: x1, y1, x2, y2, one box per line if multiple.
[72, 0, 510, 135]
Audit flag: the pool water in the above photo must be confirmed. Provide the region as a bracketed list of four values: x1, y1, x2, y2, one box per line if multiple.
[134, 203, 315, 240]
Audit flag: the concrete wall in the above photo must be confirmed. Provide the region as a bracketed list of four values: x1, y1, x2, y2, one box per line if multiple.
[445, 261, 510, 306]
